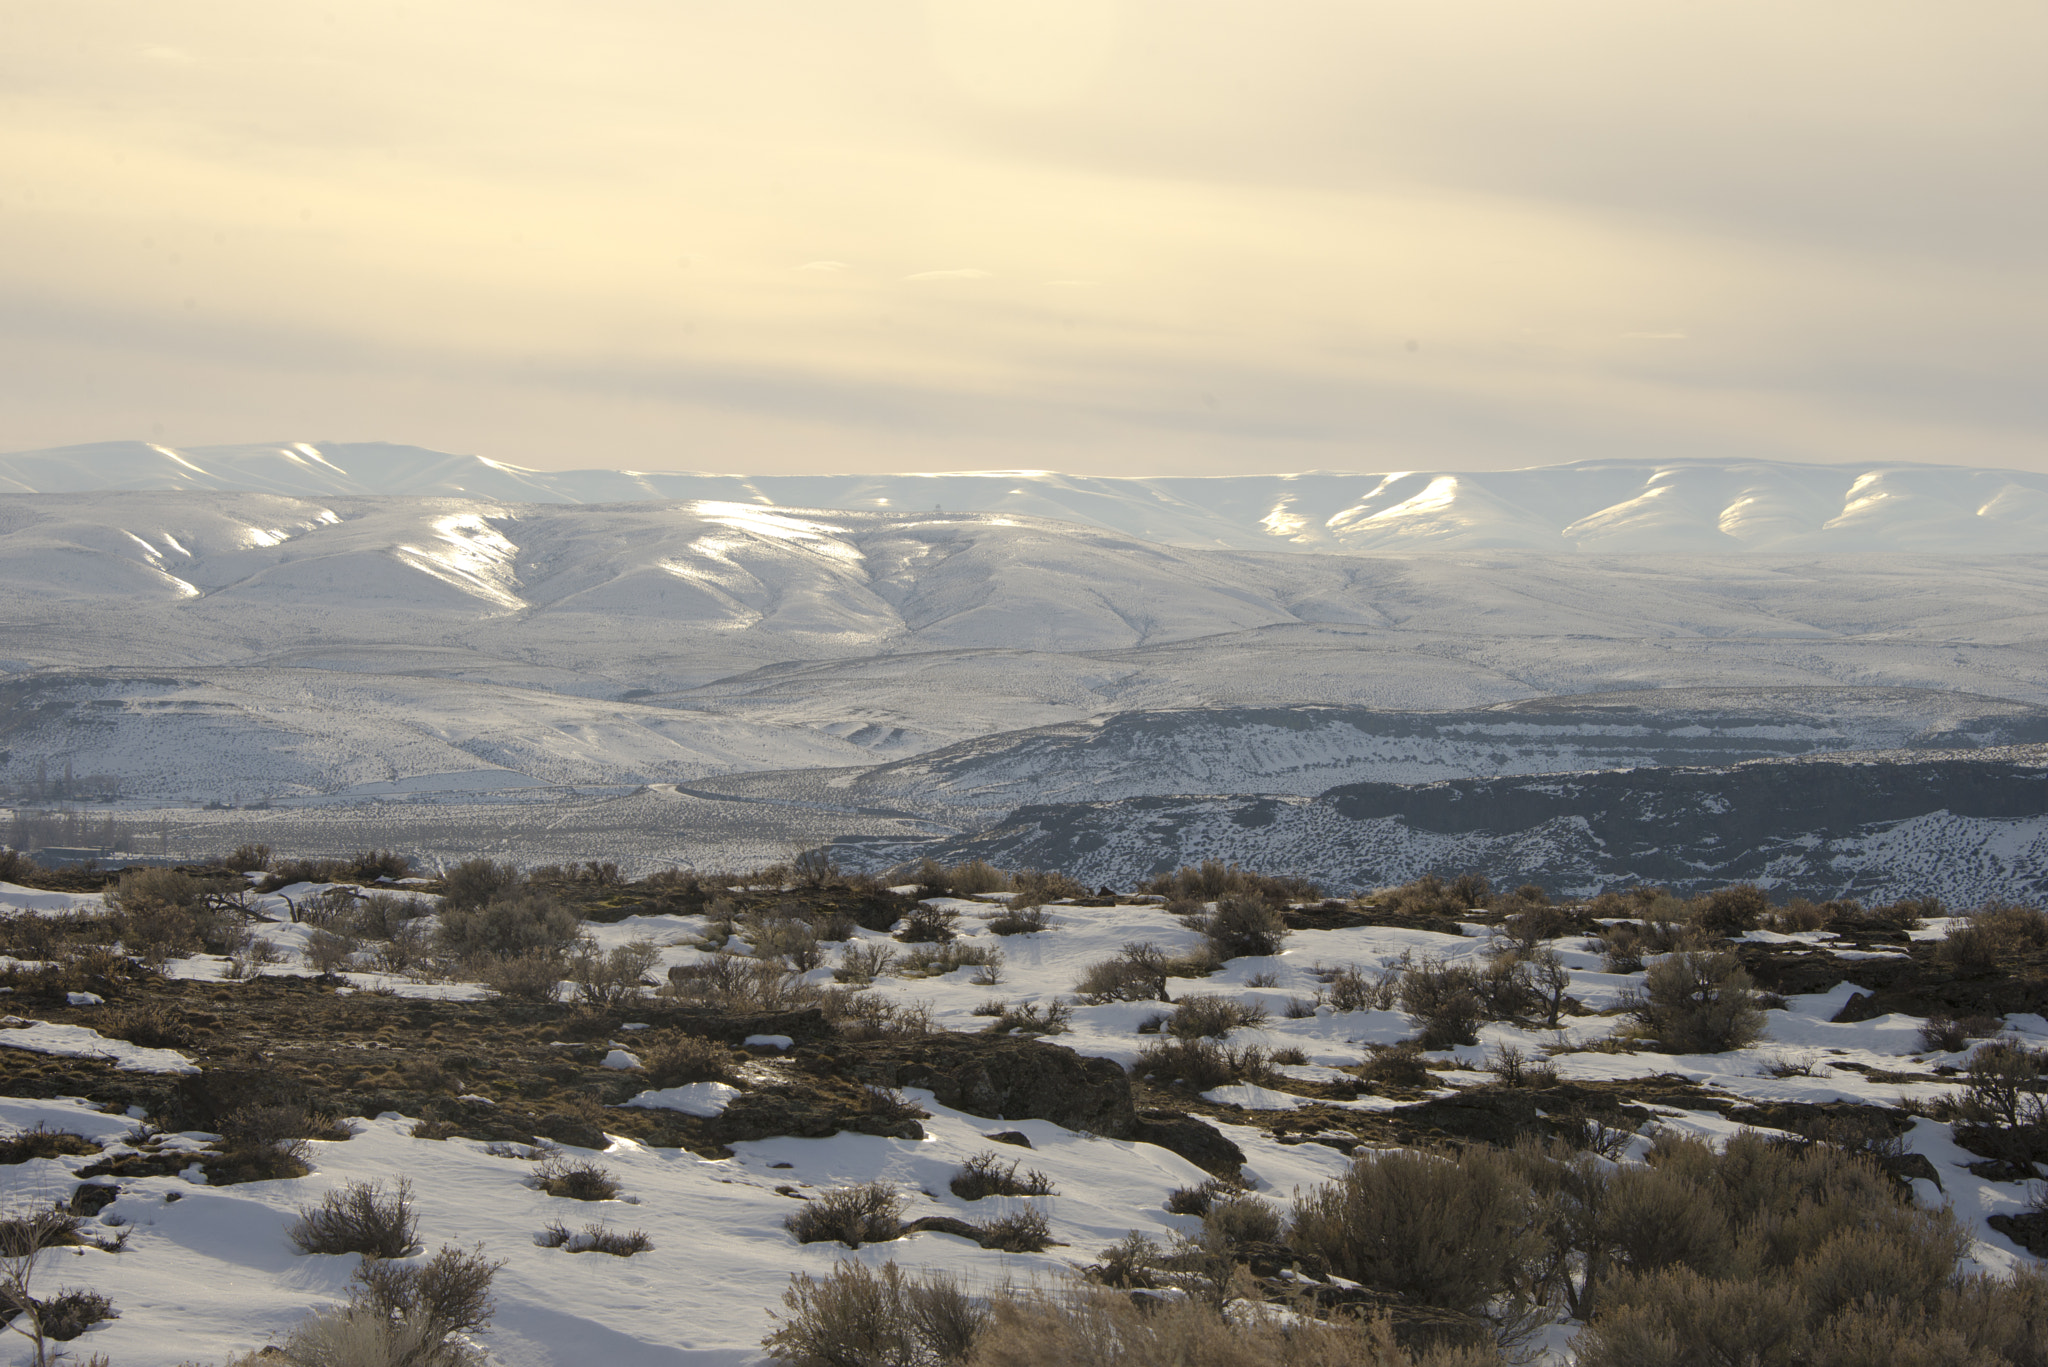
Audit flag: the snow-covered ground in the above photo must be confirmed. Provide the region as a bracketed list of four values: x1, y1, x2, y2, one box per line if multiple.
[2, 877, 2042, 1364]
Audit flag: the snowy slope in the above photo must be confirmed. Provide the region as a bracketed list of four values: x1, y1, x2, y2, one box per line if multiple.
[6, 442, 2048, 553]
[0, 670, 879, 801]
[831, 749, 2048, 904]
[5, 487, 2048, 806]
[702, 690, 2048, 825]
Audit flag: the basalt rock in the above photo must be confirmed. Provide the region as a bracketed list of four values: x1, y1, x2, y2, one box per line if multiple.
[1130, 1108, 1245, 1177]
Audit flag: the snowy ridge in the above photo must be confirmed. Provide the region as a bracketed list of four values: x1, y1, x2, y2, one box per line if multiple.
[6, 442, 2048, 552]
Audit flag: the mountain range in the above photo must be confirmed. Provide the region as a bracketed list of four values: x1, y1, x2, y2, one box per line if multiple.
[1, 440, 2045, 897]
[6, 440, 2048, 553]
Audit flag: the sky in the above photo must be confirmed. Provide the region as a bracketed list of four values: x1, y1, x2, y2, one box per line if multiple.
[2, 1, 2045, 476]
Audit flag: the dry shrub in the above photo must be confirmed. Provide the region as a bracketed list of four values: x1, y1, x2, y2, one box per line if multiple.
[834, 941, 900, 983]
[1938, 1037, 2048, 1163]
[474, 949, 565, 1002]
[303, 928, 359, 978]
[289, 1178, 420, 1258]
[1133, 1037, 1272, 1090]
[1486, 1043, 1558, 1089]
[765, 1261, 986, 1367]
[1202, 1194, 1283, 1248]
[1473, 954, 1543, 1022]
[208, 1101, 341, 1183]
[436, 857, 523, 910]
[854, 1087, 929, 1127]
[345, 891, 431, 941]
[372, 920, 437, 976]
[978, 1207, 1054, 1253]
[1499, 899, 1576, 949]
[1163, 1177, 1245, 1218]
[0, 1125, 99, 1165]
[898, 941, 1001, 978]
[347, 848, 413, 882]
[1373, 873, 1490, 919]
[535, 1221, 653, 1255]
[1399, 957, 1485, 1048]
[986, 903, 1054, 936]
[969, 1285, 1430, 1367]
[1199, 893, 1290, 960]
[785, 1182, 904, 1248]
[110, 868, 249, 962]
[1153, 994, 1270, 1039]
[1620, 950, 1766, 1053]
[99, 1001, 195, 1049]
[1289, 1146, 1540, 1318]
[1359, 1041, 1433, 1089]
[663, 953, 822, 1012]
[978, 999, 1072, 1036]
[1074, 942, 1171, 1003]
[1767, 899, 1835, 933]
[258, 857, 355, 892]
[222, 843, 271, 873]
[1143, 860, 1321, 905]
[1089, 1231, 1168, 1289]
[1011, 869, 1089, 903]
[272, 1242, 500, 1367]
[640, 1031, 737, 1086]
[1919, 1013, 2004, 1053]
[350, 1243, 502, 1339]
[898, 902, 962, 943]
[0, 909, 68, 961]
[827, 990, 938, 1040]
[1846, 898, 1937, 934]
[1573, 1267, 1807, 1367]
[950, 1152, 1056, 1201]
[897, 857, 1012, 897]
[746, 902, 829, 961]
[1694, 884, 1772, 937]
[565, 937, 661, 1006]
[1598, 923, 1649, 974]
[1574, 1204, 1979, 1367]
[1503, 1126, 1985, 1334]
[765, 1259, 1480, 1367]
[534, 1155, 622, 1202]
[436, 889, 580, 962]
[1941, 903, 2048, 974]
[944, 859, 1011, 896]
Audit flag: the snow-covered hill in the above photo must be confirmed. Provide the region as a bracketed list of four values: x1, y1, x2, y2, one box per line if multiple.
[4, 487, 2048, 809]
[700, 690, 2048, 826]
[831, 749, 2048, 905]
[7, 441, 2048, 553]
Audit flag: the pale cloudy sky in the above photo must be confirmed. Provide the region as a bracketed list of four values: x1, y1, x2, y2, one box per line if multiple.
[2, 1, 2044, 475]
